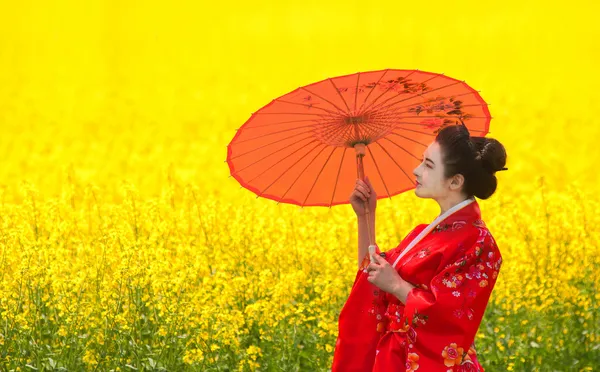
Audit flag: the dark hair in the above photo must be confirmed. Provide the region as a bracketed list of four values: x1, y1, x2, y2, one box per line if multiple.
[435, 124, 507, 200]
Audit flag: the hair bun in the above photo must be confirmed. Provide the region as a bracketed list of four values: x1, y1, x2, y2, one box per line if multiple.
[435, 124, 508, 200]
[470, 137, 507, 174]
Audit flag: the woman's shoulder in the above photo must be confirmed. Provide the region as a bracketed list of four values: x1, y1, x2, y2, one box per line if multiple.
[400, 223, 428, 246]
[408, 223, 429, 237]
[448, 222, 502, 262]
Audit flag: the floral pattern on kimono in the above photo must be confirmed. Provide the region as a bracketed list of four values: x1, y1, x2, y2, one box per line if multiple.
[332, 199, 502, 372]
[381, 225, 502, 371]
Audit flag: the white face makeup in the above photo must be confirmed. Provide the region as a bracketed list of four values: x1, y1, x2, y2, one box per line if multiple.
[412, 141, 465, 200]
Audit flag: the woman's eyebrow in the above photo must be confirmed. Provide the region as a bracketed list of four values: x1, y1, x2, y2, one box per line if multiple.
[422, 154, 435, 164]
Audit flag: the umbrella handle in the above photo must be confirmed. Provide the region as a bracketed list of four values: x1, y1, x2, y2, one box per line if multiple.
[364, 201, 377, 263]
[355, 144, 377, 262]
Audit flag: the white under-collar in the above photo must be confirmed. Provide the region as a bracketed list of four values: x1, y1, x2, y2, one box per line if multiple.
[391, 197, 475, 268]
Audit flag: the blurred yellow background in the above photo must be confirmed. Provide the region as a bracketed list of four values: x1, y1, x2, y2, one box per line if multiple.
[1, 1, 599, 370]
[1, 0, 599, 203]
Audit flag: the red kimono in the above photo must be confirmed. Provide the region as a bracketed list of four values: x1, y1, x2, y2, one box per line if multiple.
[332, 199, 502, 372]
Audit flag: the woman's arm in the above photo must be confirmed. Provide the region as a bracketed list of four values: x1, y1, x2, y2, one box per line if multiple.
[357, 212, 376, 268]
[391, 279, 417, 304]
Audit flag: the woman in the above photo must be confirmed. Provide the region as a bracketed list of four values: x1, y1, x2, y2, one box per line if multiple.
[331, 124, 507, 371]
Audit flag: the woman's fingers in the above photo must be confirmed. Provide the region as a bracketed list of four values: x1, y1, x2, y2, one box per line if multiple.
[364, 178, 376, 199]
[366, 260, 381, 272]
[355, 183, 371, 198]
[357, 191, 368, 202]
[353, 179, 376, 203]
[356, 179, 371, 191]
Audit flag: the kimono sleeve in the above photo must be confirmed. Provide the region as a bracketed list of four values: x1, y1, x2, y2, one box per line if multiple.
[401, 230, 503, 370]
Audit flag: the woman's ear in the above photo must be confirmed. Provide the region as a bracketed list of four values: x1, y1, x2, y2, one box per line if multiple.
[450, 174, 465, 191]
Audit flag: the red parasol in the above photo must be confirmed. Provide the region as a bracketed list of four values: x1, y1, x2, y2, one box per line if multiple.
[227, 69, 491, 252]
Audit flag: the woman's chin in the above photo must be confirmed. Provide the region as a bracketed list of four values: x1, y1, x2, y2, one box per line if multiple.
[414, 187, 429, 199]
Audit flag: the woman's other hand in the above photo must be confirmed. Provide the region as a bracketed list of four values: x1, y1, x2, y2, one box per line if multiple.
[366, 254, 415, 304]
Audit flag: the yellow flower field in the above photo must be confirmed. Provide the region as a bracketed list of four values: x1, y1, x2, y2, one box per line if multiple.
[0, 0, 599, 371]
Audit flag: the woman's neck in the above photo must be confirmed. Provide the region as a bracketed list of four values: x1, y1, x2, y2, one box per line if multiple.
[437, 194, 471, 216]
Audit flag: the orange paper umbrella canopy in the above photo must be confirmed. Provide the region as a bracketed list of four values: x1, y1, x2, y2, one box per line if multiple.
[227, 69, 491, 207]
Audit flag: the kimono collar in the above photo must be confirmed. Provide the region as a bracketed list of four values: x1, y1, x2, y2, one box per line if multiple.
[391, 197, 481, 268]
[437, 198, 482, 226]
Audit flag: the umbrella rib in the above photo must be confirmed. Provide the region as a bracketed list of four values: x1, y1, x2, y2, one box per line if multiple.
[275, 98, 344, 116]
[391, 126, 441, 137]
[388, 117, 490, 124]
[257, 111, 338, 117]
[301, 146, 339, 207]
[375, 119, 488, 133]
[234, 137, 318, 176]
[366, 74, 451, 113]
[374, 90, 482, 113]
[242, 117, 346, 132]
[354, 72, 361, 112]
[380, 137, 421, 161]
[234, 125, 317, 144]
[316, 119, 379, 145]
[363, 117, 395, 132]
[360, 121, 395, 141]
[241, 118, 319, 130]
[370, 80, 465, 113]
[372, 113, 488, 120]
[388, 132, 429, 148]
[382, 103, 489, 117]
[366, 146, 392, 200]
[316, 114, 390, 141]
[329, 147, 347, 208]
[357, 69, 392, 113]
[370, 114, 489, 134]
[268, 144, 329, 200]
[253, 111, 341, 127]
[328, 78, 352, 113]
[319, 121, 351, 144]
[318, 117, 345, 131]
[366, 106, 489, 124]
[319, 113, 372, 146]
[258, 142, 325, 197]
[317, 118, 350, 136]
[375, 140, 416, 185]
[339, 120, 358, 145]
[300, 87, 348, 114]
[246, 139, 323, 184]
[359, 70, 423, 115]
[359, 108, 442, 124]
[346, 119, 412, 136]
[229, 133, 315, 160]
[399, 122, 487, 134]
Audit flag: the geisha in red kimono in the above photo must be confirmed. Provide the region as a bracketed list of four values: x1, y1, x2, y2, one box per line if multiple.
[331, 196, 503, 372]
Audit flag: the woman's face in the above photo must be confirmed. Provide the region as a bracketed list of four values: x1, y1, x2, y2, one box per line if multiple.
[413, 141, 459, 199]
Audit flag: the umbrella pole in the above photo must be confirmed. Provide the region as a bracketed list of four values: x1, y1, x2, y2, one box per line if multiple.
[354, 144, 377, 263]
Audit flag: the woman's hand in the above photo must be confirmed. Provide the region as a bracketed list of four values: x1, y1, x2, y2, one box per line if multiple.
[366, 254, 415, 303]
[349, 176, 377, 217]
